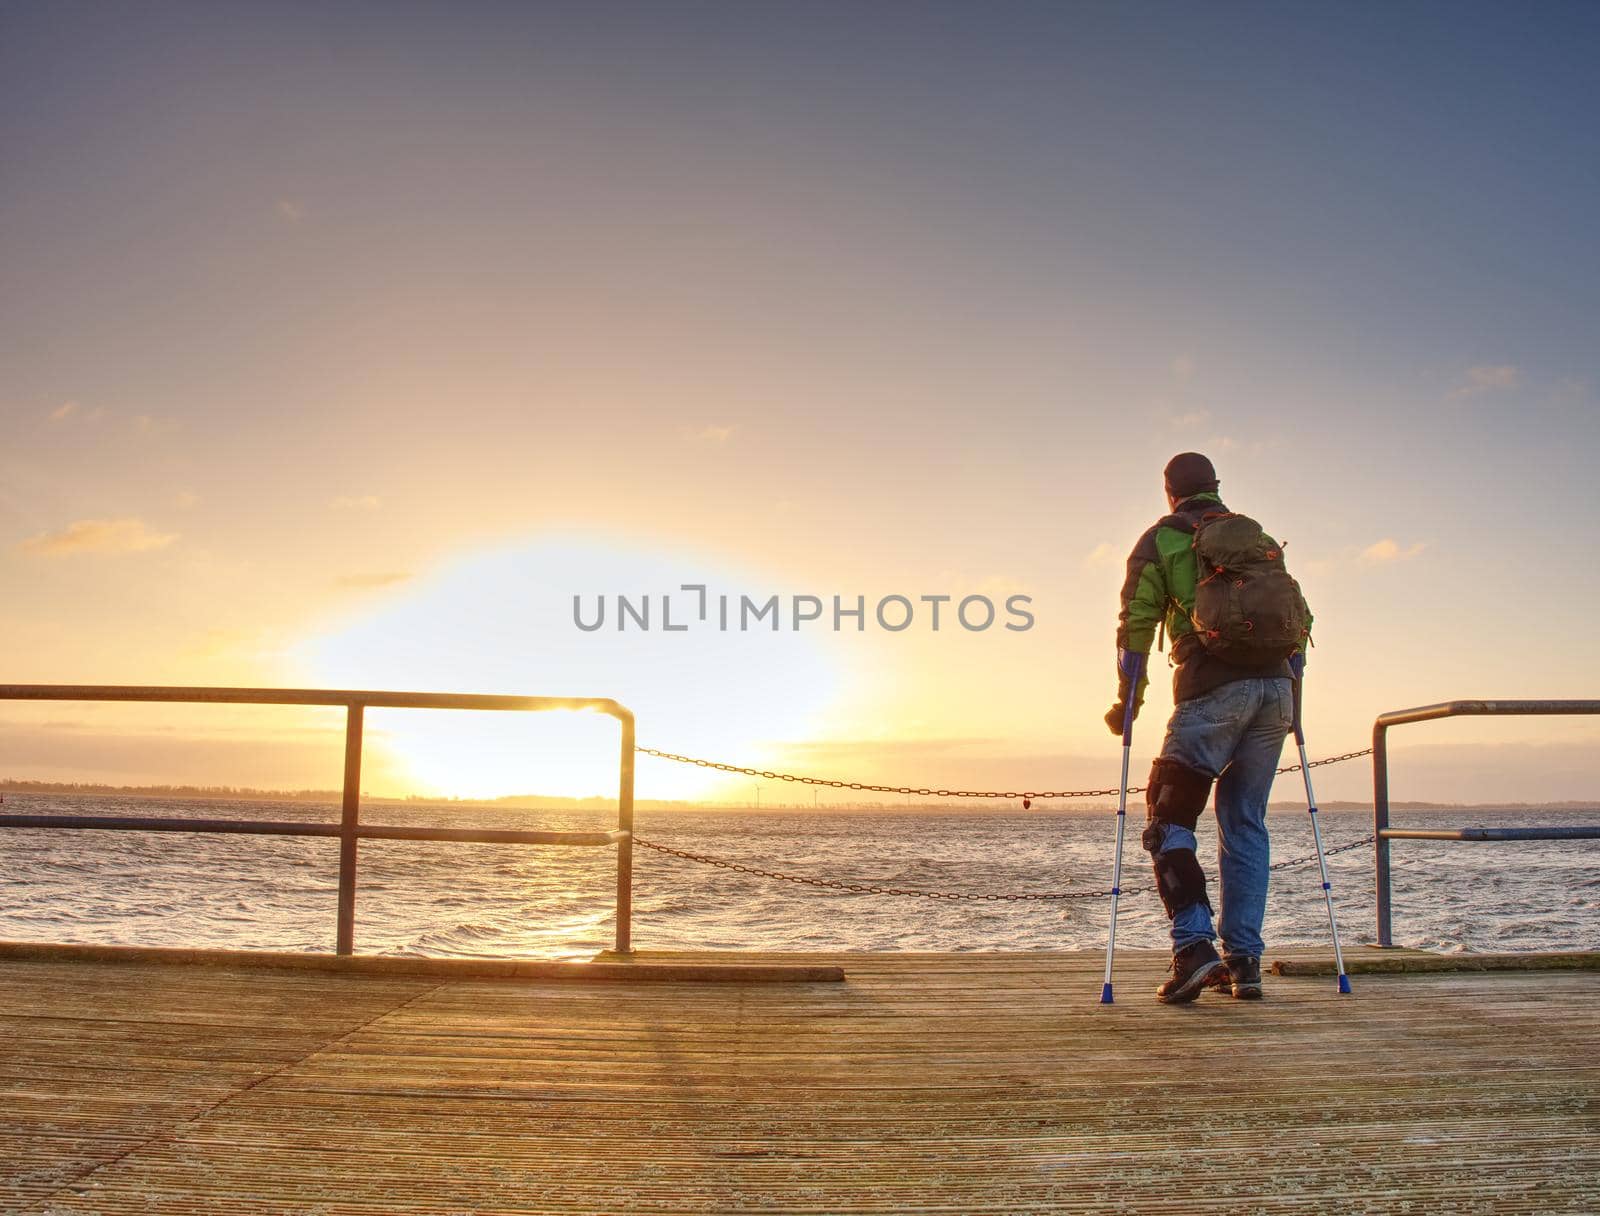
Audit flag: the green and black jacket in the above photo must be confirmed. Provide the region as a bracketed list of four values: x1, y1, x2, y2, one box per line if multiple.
[1116, 492, 1312, 704]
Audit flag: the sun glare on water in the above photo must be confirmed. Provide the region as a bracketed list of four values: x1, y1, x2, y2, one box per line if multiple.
[294, 537, 844, 801]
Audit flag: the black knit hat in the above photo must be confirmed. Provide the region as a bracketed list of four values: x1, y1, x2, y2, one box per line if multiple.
[1164, 451, 1218, 499]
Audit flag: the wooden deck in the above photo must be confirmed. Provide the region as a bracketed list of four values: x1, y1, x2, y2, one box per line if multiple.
[1, 948, 1597, 1214]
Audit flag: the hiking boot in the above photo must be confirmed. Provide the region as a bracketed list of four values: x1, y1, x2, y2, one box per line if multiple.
[1204, 954, 1265, 998]
[1156, 940, 1224, 1004]
[1225, 955, 1264, 1000]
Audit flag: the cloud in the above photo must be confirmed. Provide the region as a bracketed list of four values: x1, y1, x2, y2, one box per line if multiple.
[1452, 365, 1519, 398]
[276, 199, 306, 222]
[1168, 408, 1210, 429]
[19, 518, 177, 557]
[1361, 538, 1426, 563]
[330, 495, 381, 510]
[334, 571, 412, 590]
[1083, 542, 1121, 569]
[1171, 355, 1196, 382]
[49, 400, 113, 424]
[133, 413, 178, 435]
[173, 490, 200, 509]
[690, 425, 734, 444]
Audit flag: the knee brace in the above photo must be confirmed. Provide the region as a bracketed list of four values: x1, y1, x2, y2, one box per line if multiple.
[1140, 757, 1216, 919]
[1150, 847, 1211, 920]
[1143, 757, 1215, 835]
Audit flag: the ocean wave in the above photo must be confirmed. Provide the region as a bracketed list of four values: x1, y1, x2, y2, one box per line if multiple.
[1, 794, 1596, 958]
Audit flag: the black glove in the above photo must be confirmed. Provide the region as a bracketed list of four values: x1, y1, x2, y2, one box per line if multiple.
[1106, 648, 1146, 735]
[1105, 684, 1144, 735]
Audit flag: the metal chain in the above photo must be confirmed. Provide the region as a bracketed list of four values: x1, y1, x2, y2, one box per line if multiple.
[633, 832, 1380, 903]
[1271, 832, 1377, 870]
[630, 746, 1376, 900]
[632, 836, 1108, 900]
[635, 745, 1373, 801]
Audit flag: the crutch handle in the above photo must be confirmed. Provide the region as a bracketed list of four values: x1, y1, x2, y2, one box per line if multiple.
[1119, 652, 1146, 744]
[1288, 653, 1307, 745]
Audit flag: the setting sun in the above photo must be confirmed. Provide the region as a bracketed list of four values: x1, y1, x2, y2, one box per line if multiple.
[295, 537, 845, 800]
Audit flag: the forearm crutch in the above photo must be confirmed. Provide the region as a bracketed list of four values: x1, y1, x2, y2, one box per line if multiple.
[1100, 651, 1145, 1004]
[1290, 653, 1351, 995]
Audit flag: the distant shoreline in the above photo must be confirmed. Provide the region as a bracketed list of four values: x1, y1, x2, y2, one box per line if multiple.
[1, 779, 1592, 815]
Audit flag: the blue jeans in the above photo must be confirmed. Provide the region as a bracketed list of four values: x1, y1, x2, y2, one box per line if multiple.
[1150, 677, 1293, 958]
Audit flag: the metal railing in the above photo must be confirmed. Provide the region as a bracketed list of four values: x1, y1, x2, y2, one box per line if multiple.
[0, 685, 636, 954]
[1372, 699, 1600, 946]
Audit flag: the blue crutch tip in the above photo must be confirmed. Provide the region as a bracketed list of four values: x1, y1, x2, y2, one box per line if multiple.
[1337, 974, 1352, 995]
[1100, 983, 1114, 1004]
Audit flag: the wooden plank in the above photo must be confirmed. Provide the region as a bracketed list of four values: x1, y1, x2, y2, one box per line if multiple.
[0, 951, 1595, 1214]
[1275, 949, 1600, 975]
[0, 941, 844, 983]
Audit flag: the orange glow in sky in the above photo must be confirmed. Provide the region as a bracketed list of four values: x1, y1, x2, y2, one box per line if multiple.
[2, 5, 1597, 806]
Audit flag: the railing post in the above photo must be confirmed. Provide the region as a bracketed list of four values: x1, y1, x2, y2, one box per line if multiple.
[615, 710, 634, 954]
[1372, 720, 1392, 948]
[336, 704, 363, 956]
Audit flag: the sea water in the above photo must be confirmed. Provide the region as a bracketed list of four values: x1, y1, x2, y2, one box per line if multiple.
[0, 794, 1595, 960]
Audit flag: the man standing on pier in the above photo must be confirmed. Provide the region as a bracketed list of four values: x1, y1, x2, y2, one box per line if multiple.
[1106, 452, 1310, 1003]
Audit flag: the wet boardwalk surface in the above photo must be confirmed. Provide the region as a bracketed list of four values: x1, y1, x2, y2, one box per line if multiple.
[1, 949, 1597, 1214]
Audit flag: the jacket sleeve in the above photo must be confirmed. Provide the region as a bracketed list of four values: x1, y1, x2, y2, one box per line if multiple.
[1116, 525, 1168, 654]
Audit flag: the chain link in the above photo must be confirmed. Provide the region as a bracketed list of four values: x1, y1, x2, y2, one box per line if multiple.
[1271, 832, 1377, 870]
[635, 745, 1373, 801]
[633, 832, 1378, 901]
[632, 837, 1105, 900]
[629, 745, 1375, 900]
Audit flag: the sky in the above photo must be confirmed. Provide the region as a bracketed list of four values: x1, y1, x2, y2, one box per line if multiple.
[2, 1, 1597, 805]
